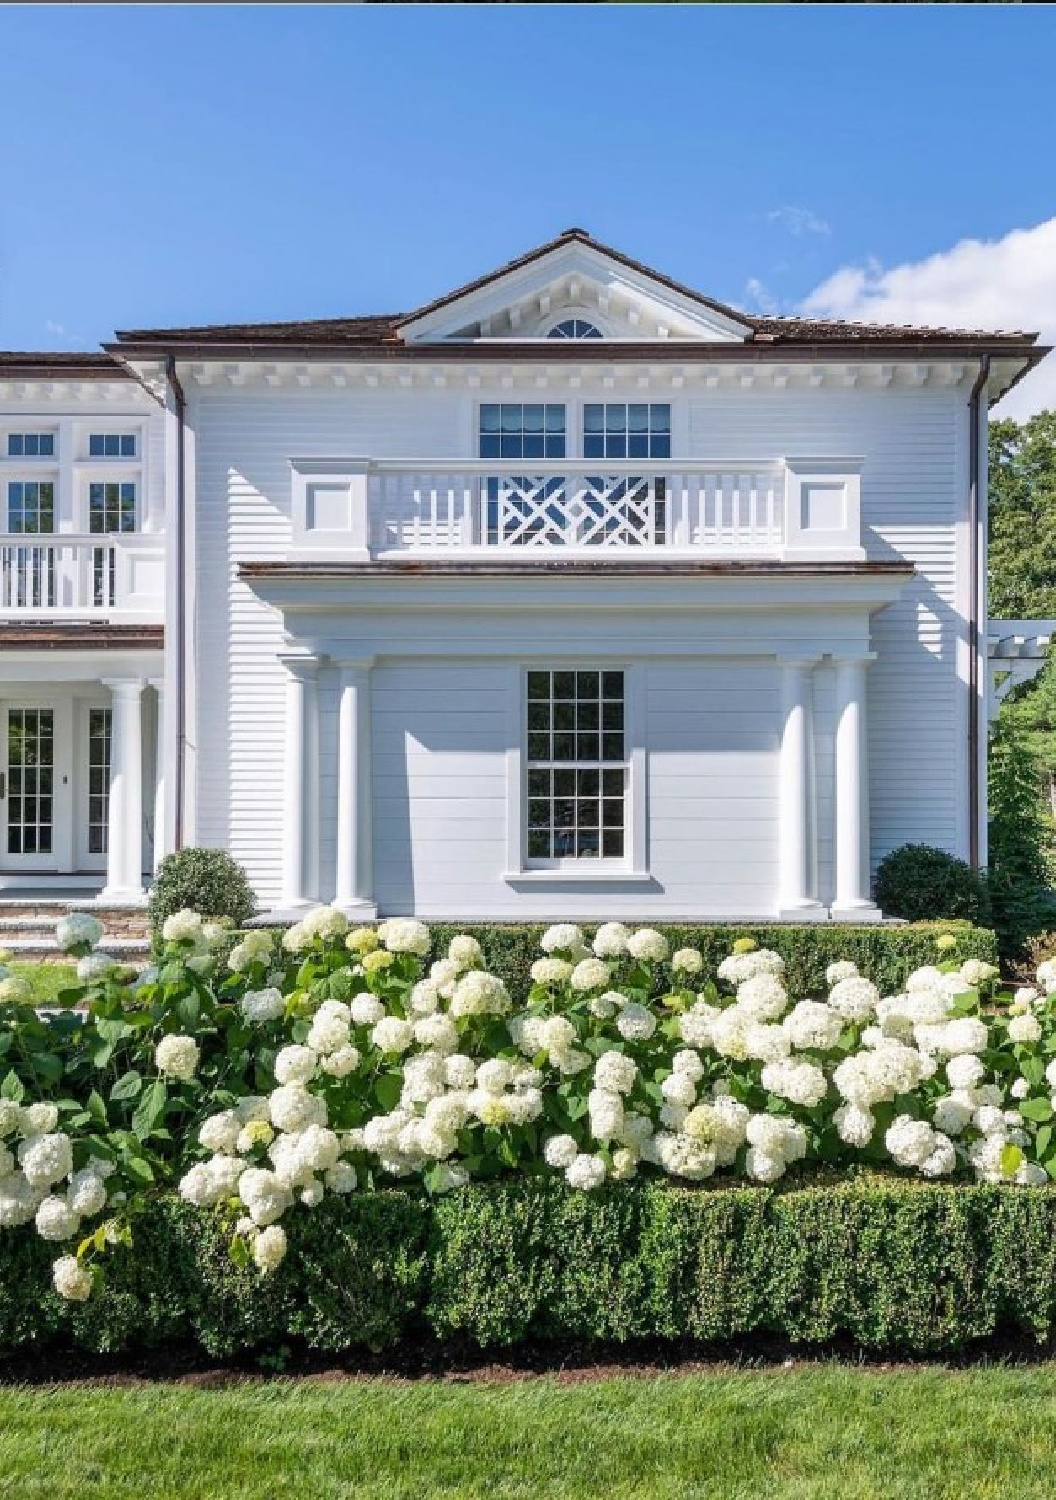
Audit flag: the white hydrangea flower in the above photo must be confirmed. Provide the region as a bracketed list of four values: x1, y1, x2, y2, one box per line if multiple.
[592, 922, 631, 958]
[565, 1152, 606, 1190]
[55, 912, 105, 954]
[826, 960, 859, 987]
[238, 1166, 294, 1227]
[671, 948, 704, 975]
[827, 976, 879, 1023]
[155, 1034, 200, 1081]
[543, 1134, 579, 1170]
[671, 1049, 704, 1082]
[199, 1110, 242, 1155]
[933, 1094, 974, 1135]
[717, 948, 785, 987]
[52, 1254, 92, 1302]
[162, 908, 204, 944]
[450, 971, 510, 1018]
[588, 1089, 625, 1141]
[1009, 1014, 1042, 1044]
[274, 1045, 318, 1085]
[616, 1003, 656, 1042]
[885, 1115, 938, 1168]
[0, 1099, 22, 1137]
[371, 1017, 414, 1054]
[228, 929, 274, 973]
[570, 958, 611, 993]
[834, 1103, 875, 1147]
[300, 906, 349, 943]
[961, 959, 999, 987]
[447, 934, 483, 971]
[18, 1132, 73, 1189]
[21, 1102, 59, 1136]
[253, 1223, 288, 1272]
[35, 1195, 80, 1242]
[350, 993, 385, 1027]
[0, 1171, 40, 1228]
[531, 958, 573, 987]
[594, 1050, 638, 1095]
[408, 980, 441, 1016]
[67, 1169, 107, 1218]
[1037, 958, 1056, 993]
[660, 1072, 697, 1109]
[626, 928, 669, 963]
[269, 1083, 326, 1134]
[783, 1000, 843, 1053]
[378, 918, 430, 956]
[305, 1002, 351, 1056]
[540, 924, 585, 955]
[760, 1059, 827, 1108]
[736, 974, 789, 1021]
[444, 1054, 477, 1090]
[413, 1013, 458, 1054]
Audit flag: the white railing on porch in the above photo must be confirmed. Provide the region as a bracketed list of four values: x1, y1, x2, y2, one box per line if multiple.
[368, 461, 787, 555]
[0, 535, 165, 619]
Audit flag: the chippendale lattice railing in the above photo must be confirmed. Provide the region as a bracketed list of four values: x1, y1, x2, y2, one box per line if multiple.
[369, 461, 787, 554]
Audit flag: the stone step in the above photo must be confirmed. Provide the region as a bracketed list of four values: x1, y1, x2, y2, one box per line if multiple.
[2, 935, 151, 964]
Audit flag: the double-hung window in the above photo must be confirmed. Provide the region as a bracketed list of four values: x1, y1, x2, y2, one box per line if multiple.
[479, 404, 566, 546]
[4, 480, 55, 608]
[525, 669, 627, 862]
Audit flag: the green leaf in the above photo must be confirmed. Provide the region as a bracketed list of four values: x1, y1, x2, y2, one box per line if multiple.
[229, 1236, 250, 1269]
[123, 1156, 155, 1186]
[1036, 1124, 1053, 1159]
[95, 1017, 135, 1045]
[132, 1079, 168, 1140]
[109, 1070, 144, 1103]
[1001, 1143, 1025, 1178]
[373, 1073, 401, 1112]
[1019, 1097, 1053, 1123]
[0, 1070, 24, 1103]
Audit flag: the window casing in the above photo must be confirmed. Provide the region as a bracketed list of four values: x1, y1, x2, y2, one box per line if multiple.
[87, 709, 111, 856]
[7, 480, 55, 534]
[89, 481, 137, 534]
[525, 669, 627, 863]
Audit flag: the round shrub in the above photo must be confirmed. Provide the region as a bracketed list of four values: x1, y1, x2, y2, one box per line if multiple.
[874, 843, 991, 925]
[148, 847, 256, 941]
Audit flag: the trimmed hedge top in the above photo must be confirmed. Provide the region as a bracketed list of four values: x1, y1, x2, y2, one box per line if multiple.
[424, 921, 998, 1000]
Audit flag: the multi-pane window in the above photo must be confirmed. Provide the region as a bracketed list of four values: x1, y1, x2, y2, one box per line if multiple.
[7, 432, 54, 457]
[89, 481, 137, 533]
[548, 319, 602, 340]
[479, 405, 565, 460]
[6, 709, 54, 856]
[526, 670, 626, 861]
[87, 709, 111, 855]
[583, 404, 671, 460]
[88, 432, 136, 458]
[7, 480, 55, 534]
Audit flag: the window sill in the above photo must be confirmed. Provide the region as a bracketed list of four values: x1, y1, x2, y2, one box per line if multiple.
[503, 868, 658, 888]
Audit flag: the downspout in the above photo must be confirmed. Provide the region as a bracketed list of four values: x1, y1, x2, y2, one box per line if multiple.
[968, 354, 990, 869]
[164, 355, 187, 851]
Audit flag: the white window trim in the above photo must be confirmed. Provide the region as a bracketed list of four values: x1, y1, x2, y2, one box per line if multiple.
[475, 399, 674, 463]
[504, 662, 649, 885]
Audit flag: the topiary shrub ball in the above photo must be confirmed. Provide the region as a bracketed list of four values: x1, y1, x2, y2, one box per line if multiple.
[148, 847, 257, 942]
[874, 843, 992, 926]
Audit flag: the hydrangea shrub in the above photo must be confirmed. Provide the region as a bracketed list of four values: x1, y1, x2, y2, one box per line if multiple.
[0, 908, 1053, 1308]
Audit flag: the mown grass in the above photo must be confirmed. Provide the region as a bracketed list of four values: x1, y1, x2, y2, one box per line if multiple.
[4, 961, 76, 1006]
[1, 1364, 1055, 1499]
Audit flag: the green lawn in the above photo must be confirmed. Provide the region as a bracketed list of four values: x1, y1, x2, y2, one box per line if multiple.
[8, 962, 77, 1006]
[1, 1364, 1055, 1499]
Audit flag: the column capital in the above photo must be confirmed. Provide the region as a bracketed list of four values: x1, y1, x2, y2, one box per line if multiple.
[101, 677, 146, 698]
[776, 654, 821, 671]
[147, 676, 165, 693]
[334, 656, 376, 681]
[277, 652, 321, 682]
[830, 651, 877, 667]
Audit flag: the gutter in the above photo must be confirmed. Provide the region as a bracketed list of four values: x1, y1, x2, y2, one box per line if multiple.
[164, 355, 187, 851]
[968, 354, 991, 869]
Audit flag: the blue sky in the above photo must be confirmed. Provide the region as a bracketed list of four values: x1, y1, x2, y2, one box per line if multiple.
[1, 4, 1056, 411]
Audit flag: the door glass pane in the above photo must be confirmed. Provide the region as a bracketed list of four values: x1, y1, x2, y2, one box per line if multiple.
[87, 709, 111, 855]
[7, 709, 54, 856]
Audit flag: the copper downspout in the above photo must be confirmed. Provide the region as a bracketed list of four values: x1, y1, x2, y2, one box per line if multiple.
[968, 355, 990, 869]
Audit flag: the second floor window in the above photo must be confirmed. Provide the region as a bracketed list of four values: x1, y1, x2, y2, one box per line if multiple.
[479, 404, 566, 460]
[583, 404, 671, 460]
[89, 481, 136, 533]
[7, 433, 54, 458]
[89, 433, 136, 458]
[526, 669, 626, 861]
[7, 480, 54, 534]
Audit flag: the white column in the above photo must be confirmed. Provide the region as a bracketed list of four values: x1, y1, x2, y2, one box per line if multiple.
[149, 678, 165, 874]
[777, 658, 824, 919]
[281, 655, 319, 909]
[832, 655, 881, 920]
[334, 659, 376, 917]
[101, 679, 145, 900]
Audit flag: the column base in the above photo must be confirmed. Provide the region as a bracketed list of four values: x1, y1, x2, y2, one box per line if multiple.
[335, 899, 379, 921]
[776, 901, 828, 923]
[829, 900, 884, 924]
[98, 885, 146, 904]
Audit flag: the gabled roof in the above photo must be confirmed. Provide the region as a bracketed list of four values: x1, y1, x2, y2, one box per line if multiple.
[107, 227, 1044, 357]
[0, 351, 130, 379]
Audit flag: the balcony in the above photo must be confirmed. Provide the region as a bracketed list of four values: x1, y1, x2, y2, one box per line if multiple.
[290, 457, 865, 562]
[0, 535, 165, 621]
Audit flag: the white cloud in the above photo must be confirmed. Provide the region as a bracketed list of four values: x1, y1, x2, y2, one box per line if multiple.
[802, 218, 1056, 418]
[767, 206, 831, 237]
[743, 276, 778, 315]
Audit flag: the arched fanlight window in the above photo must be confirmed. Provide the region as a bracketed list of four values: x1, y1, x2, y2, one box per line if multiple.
[547, 318, 603, 340]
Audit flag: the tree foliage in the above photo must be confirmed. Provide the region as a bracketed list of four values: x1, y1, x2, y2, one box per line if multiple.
[987, 721, 1055, 959]
[989, 411, 1056, 620]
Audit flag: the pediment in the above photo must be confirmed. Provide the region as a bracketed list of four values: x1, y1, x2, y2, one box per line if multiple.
[398, 234, 752, 345]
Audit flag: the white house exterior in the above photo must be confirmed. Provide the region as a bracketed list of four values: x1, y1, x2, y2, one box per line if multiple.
[0, 229, 1046, 924]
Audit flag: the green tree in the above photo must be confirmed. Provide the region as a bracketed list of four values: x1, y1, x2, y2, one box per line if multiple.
[987, 719, 1054, 959]
[989, 411, 1056, 619]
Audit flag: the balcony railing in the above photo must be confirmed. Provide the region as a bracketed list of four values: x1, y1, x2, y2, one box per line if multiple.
[0, 535, 165, 619]
[368, 461, 788, 556]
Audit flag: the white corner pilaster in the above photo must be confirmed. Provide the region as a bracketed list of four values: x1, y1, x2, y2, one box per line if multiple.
[280, 653, 321, 909]
[334, 658, 377, 918]
[100, 678, 146, 901]
[148, 677, 165, 875]
[831, 654, 882, 922]
[777, 657, 825, 920]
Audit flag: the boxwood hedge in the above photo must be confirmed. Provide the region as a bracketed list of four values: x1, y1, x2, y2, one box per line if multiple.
[3, 1175, 1055, 1361]
[425, 921, 998, 999]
